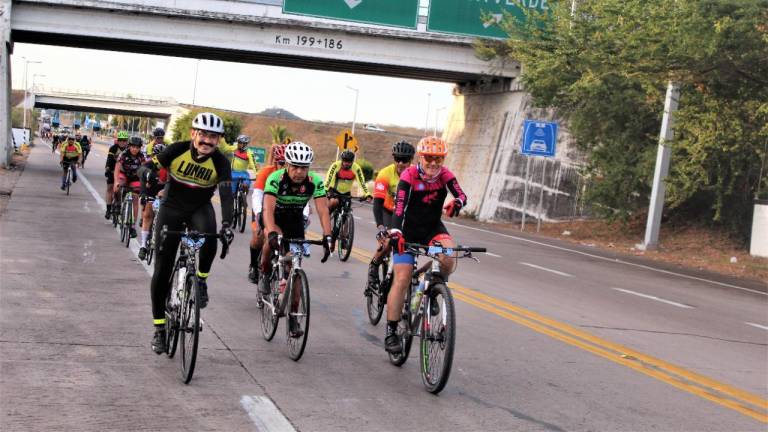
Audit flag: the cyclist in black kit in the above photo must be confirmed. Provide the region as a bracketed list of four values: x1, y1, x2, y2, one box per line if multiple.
[147, 112, 234, 354]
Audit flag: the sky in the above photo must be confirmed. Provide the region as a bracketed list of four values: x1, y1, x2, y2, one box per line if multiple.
[10, 43, 455, 130]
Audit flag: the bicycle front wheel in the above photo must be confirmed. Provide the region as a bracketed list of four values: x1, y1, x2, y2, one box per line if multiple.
[179, 274, 201, 384]
[365, 260, 388, 325]
[164, 268, 180, 358]
[337, 214, 354, 262]
[123, 200, 132, 248]
[65, 169, 71, 195]
[259, 273, 279, 341]
[420, 283, 456, 394]
[388, 305, 413, 367]
[286, 269, 310, 361]
[238, 193, 247, 233]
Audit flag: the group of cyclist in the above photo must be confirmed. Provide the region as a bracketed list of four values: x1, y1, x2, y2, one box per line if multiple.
[50, 129, 92, 189]
[50, 110, 468, 359]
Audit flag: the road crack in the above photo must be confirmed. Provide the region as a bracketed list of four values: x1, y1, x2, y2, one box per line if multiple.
[579, 325, 766, 346]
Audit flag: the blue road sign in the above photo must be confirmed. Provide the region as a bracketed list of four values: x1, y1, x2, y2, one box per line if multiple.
[522, 120, 558, 157]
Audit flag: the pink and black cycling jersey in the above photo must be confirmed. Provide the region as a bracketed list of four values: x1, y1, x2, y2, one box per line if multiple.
[392, 165, 467, 243]
[117, 150, 147, 182]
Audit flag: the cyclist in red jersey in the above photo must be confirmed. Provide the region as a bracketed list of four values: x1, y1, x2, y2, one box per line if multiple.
[384, 136, 467, 354]
[114, 136, 147, 238]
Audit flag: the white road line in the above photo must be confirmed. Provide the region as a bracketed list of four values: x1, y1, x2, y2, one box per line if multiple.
[485, 252, 502, 258]
[443, 220, 766, 296]
[612, 288, 695, 309]
[79, 172, 152, 276]
[519, 262, 573, 277]
[240, 395, 296, 432]
[745, 322, 768, 331]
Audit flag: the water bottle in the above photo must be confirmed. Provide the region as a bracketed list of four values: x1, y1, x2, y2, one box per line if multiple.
[410, 280, 425, 313]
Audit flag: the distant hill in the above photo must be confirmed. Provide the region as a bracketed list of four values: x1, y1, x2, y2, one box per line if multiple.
[258, 107, 302, 121]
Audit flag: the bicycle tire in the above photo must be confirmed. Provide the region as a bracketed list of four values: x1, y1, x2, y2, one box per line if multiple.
[119, 200, 128, 243]
[146, 219, 155, 265]
[337, 214, 354, 262]
[286, 269, 310, 361]
[388, 292, 413, 367]
[259, 272, 279, 341]
[123, 200, 132, 248]
[238, 193, 247, 233]
[65, 168, 71, 196]
[179, 273, 201, 384]
[365, 260, 388, 325]
[164, 269, 180, 358]
[419, 283, 456, 394]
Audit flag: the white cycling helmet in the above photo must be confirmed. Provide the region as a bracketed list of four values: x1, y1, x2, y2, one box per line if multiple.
[284, 141, 314, 167]
[191, 112, 224, 134]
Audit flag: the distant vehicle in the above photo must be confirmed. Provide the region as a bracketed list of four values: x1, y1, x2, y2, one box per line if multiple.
[364, 124, 386, 132]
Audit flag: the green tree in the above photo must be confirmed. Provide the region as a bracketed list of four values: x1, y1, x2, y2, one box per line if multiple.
[357, 157, 374, 182]
[268, 124, 292, 144]
[171, 110, 242, 144]
[477, 0, 768, 240]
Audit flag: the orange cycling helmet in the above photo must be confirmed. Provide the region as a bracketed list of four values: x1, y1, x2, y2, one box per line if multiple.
[417, 136, 448, 156]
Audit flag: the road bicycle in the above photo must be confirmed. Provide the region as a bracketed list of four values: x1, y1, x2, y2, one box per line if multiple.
[388, 242, 486, 394]
[61, 162, 75, 196]
[160, 225, 230, 383]
[118, 186, 136, 248]
[233, 179, 250, 233]
[258, 235, 328, 361]
[144, 198, 161, 264]
[330, 195, 366, 262]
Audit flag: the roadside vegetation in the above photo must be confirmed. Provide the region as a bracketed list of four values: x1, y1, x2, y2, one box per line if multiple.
[477, 0, 768, 245]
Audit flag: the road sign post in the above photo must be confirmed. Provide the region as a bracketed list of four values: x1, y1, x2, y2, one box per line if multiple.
[428, 0, 551, 38]
[520, 119, 558, 231]
[284, 0, 419, 29]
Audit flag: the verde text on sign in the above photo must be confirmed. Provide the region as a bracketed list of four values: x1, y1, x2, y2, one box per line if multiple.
[428, 0, 550, 39]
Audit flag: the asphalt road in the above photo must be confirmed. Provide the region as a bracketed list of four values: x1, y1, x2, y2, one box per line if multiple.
[1, 138, 766, 431]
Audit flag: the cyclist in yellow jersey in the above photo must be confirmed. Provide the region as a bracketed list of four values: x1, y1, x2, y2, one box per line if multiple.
[324, 150, 372, 214]
[145, 127, 166, 157]
[219, 134, 259, 194]
[59, 135, 82, 190]
[366, 140, 415, 289]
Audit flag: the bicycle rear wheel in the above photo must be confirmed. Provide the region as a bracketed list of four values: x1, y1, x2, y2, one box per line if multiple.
[286, 269, 310, 361]
[65, 168, 71, 195]
[419, 283, 456, 394]
[365, 260, 388, 325]
[179, 273, 201, 384]
[337, 214, 354, 262]
[123, 200, 132, 248]
[259, 272, 279, 341]
[146, 219, 156, 265]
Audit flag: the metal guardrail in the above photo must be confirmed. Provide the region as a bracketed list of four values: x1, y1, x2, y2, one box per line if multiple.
[31, 86, 176, 106]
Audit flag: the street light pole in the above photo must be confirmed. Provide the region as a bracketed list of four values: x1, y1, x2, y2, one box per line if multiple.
[434, 106, 447, 136]
[346, 85, 359, 135]
[21, 58, 42, 144]
[424, 93, 431, 136]
[192, 59, 201, 105]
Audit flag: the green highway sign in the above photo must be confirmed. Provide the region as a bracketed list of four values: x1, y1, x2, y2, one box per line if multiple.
[428, 0, 551, 39]
[250, 147, 266, 164]
[283, 0, 419, 29]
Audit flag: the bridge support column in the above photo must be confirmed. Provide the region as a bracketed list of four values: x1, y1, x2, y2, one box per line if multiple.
[1, 0, 12, 168]
[445, 79, 587, 224]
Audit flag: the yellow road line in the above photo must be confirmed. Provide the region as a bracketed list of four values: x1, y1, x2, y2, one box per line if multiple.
[307, 229, 768, 423]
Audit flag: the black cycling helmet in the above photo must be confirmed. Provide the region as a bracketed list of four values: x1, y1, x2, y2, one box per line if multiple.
[392, 140, 415, 158]
[128, 136, 143, 147]
[340, 150, 355, 162]
[236, 134, 251, 145]
[152, 127, 165, 138]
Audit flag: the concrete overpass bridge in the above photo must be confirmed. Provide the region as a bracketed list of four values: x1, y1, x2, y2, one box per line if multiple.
[26, 87, 188, 131]
[1, 0, 585, 224]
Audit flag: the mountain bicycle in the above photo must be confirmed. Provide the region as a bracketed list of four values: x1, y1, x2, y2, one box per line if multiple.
[233, 179, 249, 233]
[258, 236, 329, 361]
[388, 242, 486, 394]
[330, 195, 366, 262]
[160, 225, 230, 383]
[365, 247, 391, 325]
[144, 198, 161, 264]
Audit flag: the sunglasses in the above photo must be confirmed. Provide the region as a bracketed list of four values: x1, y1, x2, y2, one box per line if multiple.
[421, 155, 444, 164]
[394, 156, 413, 164]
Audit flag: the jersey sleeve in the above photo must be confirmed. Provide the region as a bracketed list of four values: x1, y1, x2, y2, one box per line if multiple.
[324, 161, 339, 190]
[443, 169, 467, 206]
[218, 138, 236, 154]
[373, 168, 390, 200]
[311, 173, 327, 198]
[352, 163, 371, 196]
[254, 167, 270, 191]
[248, 152, 258, 172]
[263, 170, 282, 196]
